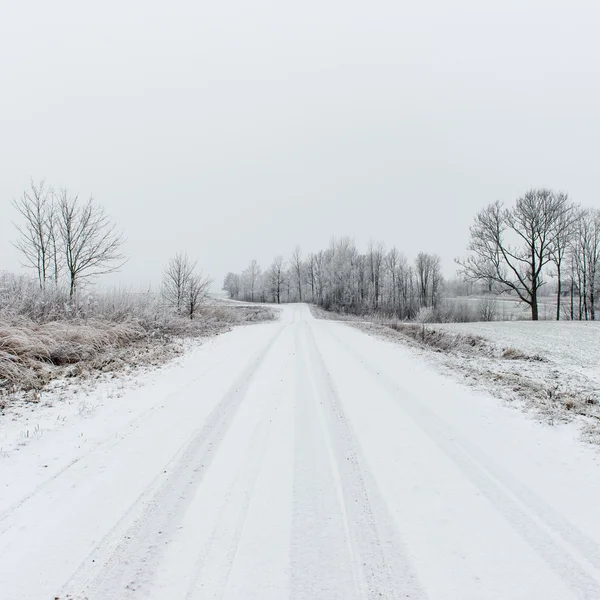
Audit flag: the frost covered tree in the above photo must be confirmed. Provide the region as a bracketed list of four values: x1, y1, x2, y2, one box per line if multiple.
[163, 253, 211, 318]
[185, 271, 212, 319]
[368, 242, 385, 309]
[242, 260, 261, 302]
[12, 181, 125, 297]
[267, 256, 286, 304]
[571, 209, 600, 320]
[290, 246, 303, 302]
[162, 252, 196, 314]
[224, 238, 443, 320]
[415, 252, 442, 309]
[548, 198, 578, 320]
[222, 272, 241, 299]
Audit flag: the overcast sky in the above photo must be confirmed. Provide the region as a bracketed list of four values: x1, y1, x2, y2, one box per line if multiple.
[1, 0, 599, 290]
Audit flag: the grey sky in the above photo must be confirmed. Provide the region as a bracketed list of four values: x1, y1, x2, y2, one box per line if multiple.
[1, 0, 599, 290]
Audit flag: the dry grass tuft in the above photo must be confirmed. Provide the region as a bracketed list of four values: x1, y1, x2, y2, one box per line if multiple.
[0, 317, 146, 390]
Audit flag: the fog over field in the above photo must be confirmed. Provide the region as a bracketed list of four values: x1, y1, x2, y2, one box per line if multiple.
[2, 0, 600, 289]
[3, 4, 600, 597]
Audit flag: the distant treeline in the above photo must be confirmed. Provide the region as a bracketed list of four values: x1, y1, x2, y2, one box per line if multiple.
[224, 241, 443, 321]
[224, 189, 600, 321]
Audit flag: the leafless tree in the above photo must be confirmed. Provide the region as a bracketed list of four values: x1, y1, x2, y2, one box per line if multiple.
[457, 190, 571, 320]
[548, 197, 579, 320]
[415, 252, 441, 308]
[57, 190, 125, 298]
[186, 271, 212, 319]
[478, 294, 498, 322]
[430, 254, 443, 308]
[368, 242, 385, 309]
[12, 180, 56, 289]
[242, 260, 261, 302]
[162, 252, 196, 314]
[222, 272, 241, 299]
[306, 253, 317, 302]
[290, 246, 303, 301]
[267, 256, 286, 303]
[48, 207, 61, 284]
[385, 247, 399, 311]
[227, 238, 436, 320]
[415, 252, 431, 308]
[572, 209, 600, 320]
[314, 250, 325, 305]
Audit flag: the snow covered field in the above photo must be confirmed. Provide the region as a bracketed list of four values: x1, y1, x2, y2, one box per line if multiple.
[1, 305, 600, 599]
[432, 321, 600, 437]
[351, 317, 600, 444]
[436, 320, 600, 386]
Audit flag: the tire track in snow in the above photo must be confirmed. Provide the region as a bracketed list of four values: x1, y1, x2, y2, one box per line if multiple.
[291, 326, 359, 599]
[298, 320, 426, 599]
[0, 342, 240, 532]
[319, 322, 600, 599]
[183, 359, 289, 599]
[57, 322, 290, 600]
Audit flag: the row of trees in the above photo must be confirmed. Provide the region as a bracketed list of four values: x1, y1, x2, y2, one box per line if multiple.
[223, 240, 444, 319]
[11, 180, 125, 297]
[12, 180, 599, 322]
[457, 189, 600, 320]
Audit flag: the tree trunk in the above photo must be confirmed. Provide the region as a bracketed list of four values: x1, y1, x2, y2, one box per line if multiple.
[531, 288, 539, 321]
[570, 278, 574, 320]
[556, 270, 561, 321]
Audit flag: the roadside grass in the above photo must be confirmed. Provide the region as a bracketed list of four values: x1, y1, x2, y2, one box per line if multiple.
[0, 288, 276, 400]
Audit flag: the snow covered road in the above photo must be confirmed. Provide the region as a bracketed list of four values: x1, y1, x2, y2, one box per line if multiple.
[1, 304, 600, 599]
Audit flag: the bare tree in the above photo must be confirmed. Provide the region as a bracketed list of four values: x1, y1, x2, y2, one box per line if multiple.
[162, 252, 196, 314]
[587, 210, 600, 320]
[429, 254, 443, 308]
[314, 250, 325, 305]
[415, 252, 442, 309]
[186, 272, 212, 319]
[290, 246, 303, 301]
[573, 209, 600, 320]
[478, 294, 498, 322]
[368, 242, 385, 309]
[12, 180, 56, 289]
[385, 247, 399, 311]
[222, 272, 241, 299]
[57, 190, 125, 297]
[548, 197, 578, 320]
[48, 207, 61, 284]
[306, 253, 317, 302]
[242, 260, 261, 302]
[415, 252, 432, 308]
[267, 256, 286, 303]
[457, 190, 571, 320]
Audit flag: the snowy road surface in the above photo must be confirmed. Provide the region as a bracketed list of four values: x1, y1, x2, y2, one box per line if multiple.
[1, 304, 600, 599]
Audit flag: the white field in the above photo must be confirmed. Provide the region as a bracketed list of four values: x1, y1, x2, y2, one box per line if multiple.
[445, 295, 565, 321]
[437, 320, 600, 385]
[1, 305, 599, 599]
